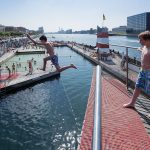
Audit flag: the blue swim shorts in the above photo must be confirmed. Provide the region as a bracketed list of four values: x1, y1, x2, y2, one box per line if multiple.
[45, 55, 59, 66]
[136, 70, 150, 95]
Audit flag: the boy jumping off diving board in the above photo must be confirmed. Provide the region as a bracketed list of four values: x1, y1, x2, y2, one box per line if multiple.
[26, 34, 77, 72]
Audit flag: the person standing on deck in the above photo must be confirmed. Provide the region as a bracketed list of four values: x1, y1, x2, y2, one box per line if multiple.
[123, 31, 150, 109]
[121, 52, 126, 71]
[12, 63, 15, 74]
[28, 60, 33, 75]
[6, 66, 11, 78]
[26, 34, 77, 72]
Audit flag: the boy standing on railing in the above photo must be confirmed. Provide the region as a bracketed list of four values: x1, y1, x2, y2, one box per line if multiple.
[123, 31, 150, 109]
[26, 34, 77, 72]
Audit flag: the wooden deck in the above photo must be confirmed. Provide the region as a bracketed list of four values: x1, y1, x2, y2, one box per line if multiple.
[78, 69, 150, 150]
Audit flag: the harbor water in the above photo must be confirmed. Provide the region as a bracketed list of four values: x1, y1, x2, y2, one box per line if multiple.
[0, 46, 93, 150]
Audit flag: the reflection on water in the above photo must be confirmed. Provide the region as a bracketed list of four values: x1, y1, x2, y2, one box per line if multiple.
[0, 47, 93, 150]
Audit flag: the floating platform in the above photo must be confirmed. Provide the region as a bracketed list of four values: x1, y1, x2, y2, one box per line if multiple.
[0, 47, 60, 95]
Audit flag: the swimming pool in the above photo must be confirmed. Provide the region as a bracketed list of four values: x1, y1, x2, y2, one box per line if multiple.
[1, 52, 45, 73]
[0, 46, 94, 150]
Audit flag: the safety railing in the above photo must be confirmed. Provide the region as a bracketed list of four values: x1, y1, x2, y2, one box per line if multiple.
[110, 44, 140, 89]
[92, 65, 102, 150]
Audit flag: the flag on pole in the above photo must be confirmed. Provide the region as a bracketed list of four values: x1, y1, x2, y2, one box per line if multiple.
[103, 14, 106, 20]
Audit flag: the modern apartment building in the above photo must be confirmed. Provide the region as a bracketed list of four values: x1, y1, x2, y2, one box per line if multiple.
[127, 12, 150, 34]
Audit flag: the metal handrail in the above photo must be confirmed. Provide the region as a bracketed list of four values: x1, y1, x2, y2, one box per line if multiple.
[110, 43, 139, 50]
[109, 43, 141, 89]
[92, 65, 102, 150]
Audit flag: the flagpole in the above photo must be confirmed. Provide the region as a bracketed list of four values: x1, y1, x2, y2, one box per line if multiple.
[102, 14, 106, 27]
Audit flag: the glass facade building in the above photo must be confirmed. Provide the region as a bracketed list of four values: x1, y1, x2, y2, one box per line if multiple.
[127, 12, 150, 34]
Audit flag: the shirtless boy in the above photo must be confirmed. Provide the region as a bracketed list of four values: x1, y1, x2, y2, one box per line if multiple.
[123, 31, 150, 108]
[26, 34, 77, 72]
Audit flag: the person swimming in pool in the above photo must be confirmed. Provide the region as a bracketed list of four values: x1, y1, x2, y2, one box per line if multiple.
[26, 34, 77, 72]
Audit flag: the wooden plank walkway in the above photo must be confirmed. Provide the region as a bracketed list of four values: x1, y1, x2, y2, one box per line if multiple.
[78, 69, 150, 150]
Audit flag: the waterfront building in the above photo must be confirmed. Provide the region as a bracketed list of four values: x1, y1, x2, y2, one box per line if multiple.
[66, 29, 72, 34]
[112, 26, 127, 34]
[0, 25, 29, 33]
[58, 29, 65, 34]
[38, 27, 44, 34]
[5, 26, 17, 32]
[89, 28, 95, 34]
[127, 12, 150, 34]
[0, 24, 5, 32]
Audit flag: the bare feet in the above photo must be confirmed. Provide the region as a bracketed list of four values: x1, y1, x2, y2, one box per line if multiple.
[123, 103, 135, 109]
[71, 64, 77, 69]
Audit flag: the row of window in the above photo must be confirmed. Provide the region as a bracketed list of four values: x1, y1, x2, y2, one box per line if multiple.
[127, 13, 149, 31]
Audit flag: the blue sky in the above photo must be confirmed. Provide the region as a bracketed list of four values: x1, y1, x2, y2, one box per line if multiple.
[0, 0, 150, 32]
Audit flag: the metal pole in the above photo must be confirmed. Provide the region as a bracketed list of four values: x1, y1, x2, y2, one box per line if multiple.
[92, 65, 101, 150]
[126, 47, 129, 90]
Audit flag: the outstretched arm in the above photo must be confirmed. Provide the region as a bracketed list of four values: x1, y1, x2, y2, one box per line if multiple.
[26, 34, 47, 46]
[26, 33, 36, 44]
